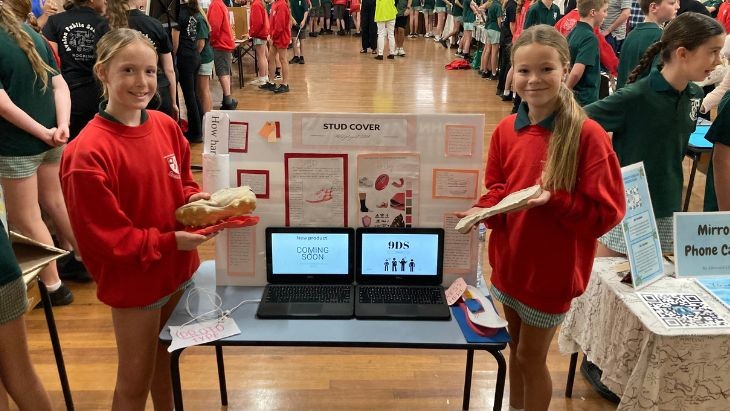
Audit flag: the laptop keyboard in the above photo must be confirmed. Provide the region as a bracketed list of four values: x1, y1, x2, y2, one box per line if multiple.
[358, 286, 444, 304]
[265, 285, 352, 304]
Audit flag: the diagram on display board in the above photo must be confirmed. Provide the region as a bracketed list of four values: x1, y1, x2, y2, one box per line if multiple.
[201, 111, 485, 286]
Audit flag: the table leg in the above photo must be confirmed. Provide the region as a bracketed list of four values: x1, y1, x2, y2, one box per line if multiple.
[171, 349, 184, 411]
[684, 152, 701, 212]
[462, 349, 474, 410]
[486, 349, 506, 411]
[565, 352, 579, 398]
[39, 280, 74, 411]
[215, 345, 228, 406]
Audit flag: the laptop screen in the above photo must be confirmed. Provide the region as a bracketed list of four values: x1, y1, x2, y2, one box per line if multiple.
[269, 230, 352, 276]
[357, 229, 444, 283]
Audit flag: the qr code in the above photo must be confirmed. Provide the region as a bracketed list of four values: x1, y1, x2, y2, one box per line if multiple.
[625, 186, 642, 211]
[638, 293, 728, 329]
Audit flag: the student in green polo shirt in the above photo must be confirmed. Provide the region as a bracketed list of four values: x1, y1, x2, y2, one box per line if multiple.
[289, 0, 310, 64]
[616, 0, 678, 89]
[440, 0, 463, 47]
[523, 0, 561, 28]
[566, 0, 608, 106]
[460, 0, 476, 60]
[703, 92, 730, 211]
[478, 0, 502, 79]
[585, 12, 724, 257]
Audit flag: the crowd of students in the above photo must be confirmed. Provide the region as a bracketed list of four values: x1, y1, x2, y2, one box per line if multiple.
[2, 0, 730, 409]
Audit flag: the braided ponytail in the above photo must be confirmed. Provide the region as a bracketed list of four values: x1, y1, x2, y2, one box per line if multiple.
[4, 0, 40, 32]
[626, 40, 662, 84]
[0, 3, 56, 91]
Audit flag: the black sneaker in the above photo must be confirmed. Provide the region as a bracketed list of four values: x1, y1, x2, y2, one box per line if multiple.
[309, 31, 317, 37]
[337, 29, 345, 36]
[58, 252, 93, 283]
[319, 28, 326, 34]
[221, 98, 238, 110]
[354, 32, 361, 37]
[580, 358, 621, 404]
[501, 94, 513, 102]
[387, 54, 395, 59]
[481, 71, 490, 78]
[326, 29, 334, 34]
[289, 56, 301, 64]
[374, 55, 384, 60]
[274, 84, 290, 93]
[259, 82, 276, 91]
[298, 56, 305, 64]
[488, 74, 498, 80]
[439, 39, 448, 48]
[48, 284, 74, 306]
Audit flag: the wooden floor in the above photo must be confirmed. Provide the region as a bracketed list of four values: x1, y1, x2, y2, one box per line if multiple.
[22, 33, 710, 410]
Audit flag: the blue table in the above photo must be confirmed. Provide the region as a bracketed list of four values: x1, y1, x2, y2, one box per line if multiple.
[684, 124, 713, 211]
[160, 261, 509, 410]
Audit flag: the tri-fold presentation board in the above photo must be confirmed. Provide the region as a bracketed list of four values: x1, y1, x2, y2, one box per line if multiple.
[202, 111, 485, 286]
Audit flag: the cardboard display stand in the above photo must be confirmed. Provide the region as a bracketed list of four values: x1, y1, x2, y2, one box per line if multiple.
[10, 231, 69, 310]
[203, 111, 486, 287]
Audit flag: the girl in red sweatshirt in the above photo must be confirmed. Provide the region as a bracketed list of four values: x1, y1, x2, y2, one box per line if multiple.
[249, 0, 270, 85]
[456, 25, 625, 411]
[60, 29, 215, 409]
[261, 0, 292, 93]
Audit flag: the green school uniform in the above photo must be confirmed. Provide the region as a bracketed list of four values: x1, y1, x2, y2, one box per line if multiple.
[703, 92, 730, 211]
[523, 0, 560, 29]
[585, 69, 704, 219]
[567, 21, 600, 106]
[0, 24, 58, 156]
[616, 22, 662, 90]
[197, 15, 214, 65]
[463, 0, 476, 23]
[450, 0, 463, 16]
[486, 1, 502, 30]
[291, 0, 310, 24]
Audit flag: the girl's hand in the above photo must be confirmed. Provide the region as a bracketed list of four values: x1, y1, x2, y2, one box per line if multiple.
[175, 231, 216, 251]
[52, 124, 69, 145]
[42, 127, 57, 145]
[188, 192, 211, 202]
[171, 104, 180, 121]
[524, 189, 551, 209]
[42, 0, 58, 15]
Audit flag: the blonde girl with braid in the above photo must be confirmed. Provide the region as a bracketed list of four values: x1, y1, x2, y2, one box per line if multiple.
[106, 0, 180, 119]
[455, 24, 625, 411]
[0, 0, 82, 307]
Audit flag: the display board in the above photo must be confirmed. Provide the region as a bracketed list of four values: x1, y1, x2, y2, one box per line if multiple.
[202, 111, 486, 286]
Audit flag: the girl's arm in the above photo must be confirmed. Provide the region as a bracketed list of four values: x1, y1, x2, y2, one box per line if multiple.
[566, 63, 585, 89]
[0, 89, 54, 145]
[171, 29, 180, 54]
[584, 86, 633, 134]
[547, 123, 626, 239]
[196, 38, 206, 53]
[713, 143, 730, 210]
[159, 53, 179, 120]
[51, 74, 71, 145]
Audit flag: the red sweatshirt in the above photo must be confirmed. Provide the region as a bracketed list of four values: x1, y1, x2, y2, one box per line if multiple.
[207, 0, 235, 51]
[718, 3, 730, 34]
[475, 114, 625, 314]
[249, 0, 270, 40]
[60, 111, 201, 308]
[270, 0, 292, 49]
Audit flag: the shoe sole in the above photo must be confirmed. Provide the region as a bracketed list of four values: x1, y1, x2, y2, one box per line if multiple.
[175, 187, 257, 227]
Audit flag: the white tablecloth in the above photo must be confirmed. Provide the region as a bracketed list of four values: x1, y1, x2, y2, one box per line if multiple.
[559, 258, 730, 411]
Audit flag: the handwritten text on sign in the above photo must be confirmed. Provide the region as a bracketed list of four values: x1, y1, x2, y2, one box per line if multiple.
[167, 317, 241, 352]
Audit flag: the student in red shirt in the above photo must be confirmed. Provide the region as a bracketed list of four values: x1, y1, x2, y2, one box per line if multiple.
[333, 0, 348, 34]
[249, 0, 270, 85]
[207, 0, 238, 109]
[456, 25, 625, 411]
[717, 0, 730, 32]
[60, 29, 215, 409]
[260, 0, 292, 92]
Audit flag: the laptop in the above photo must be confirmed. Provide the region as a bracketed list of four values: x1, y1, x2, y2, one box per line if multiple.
[256, 227, 355, 319]
[355, 227, 451, 320]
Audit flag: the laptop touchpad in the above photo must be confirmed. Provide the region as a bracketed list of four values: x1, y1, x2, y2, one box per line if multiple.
[386, 305, 418, 315]
[291, 304, 323, 314]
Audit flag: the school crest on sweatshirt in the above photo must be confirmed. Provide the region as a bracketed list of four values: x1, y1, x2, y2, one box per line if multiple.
[165, 154, 181, 179]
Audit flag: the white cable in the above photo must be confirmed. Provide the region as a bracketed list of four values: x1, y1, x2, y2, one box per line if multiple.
[178, 287, 261, 330]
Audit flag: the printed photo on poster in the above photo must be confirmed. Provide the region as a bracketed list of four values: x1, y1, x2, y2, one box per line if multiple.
[229, 121, 248, 153]
[285, 153, 348, 227]
[444, 125, 475, 157]
[227, 226, 256, 276]
[357, 153, 419, 228]
[443, 214, 475, 274]
[236, 169, 269, 199]
[432, 169, 480, 199]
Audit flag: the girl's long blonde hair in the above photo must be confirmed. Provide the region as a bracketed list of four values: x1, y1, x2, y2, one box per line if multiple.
[0, 0, 56, 91]
[511, 24, 586, 192]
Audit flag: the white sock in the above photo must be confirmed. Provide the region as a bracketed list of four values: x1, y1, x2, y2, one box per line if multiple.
[46, 280, 62, 292]
[509, 407, 524, 411]
[503, 90, 511, 96]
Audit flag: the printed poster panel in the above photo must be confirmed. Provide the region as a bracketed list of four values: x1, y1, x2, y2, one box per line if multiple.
[227, 226, 256, 276]
[673, 212, 730, 277]
[443, 213, 476, 275]
[621, 162, 665, 290]
[432, 169, 480, 199]
[294, 114, 416, 149]
[229, 121, 248, 153]
[357, 153, 419, 228]
[237, 169, 270, 199]
[284, 153, 348, 227]
[444, 125, 475, 157]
